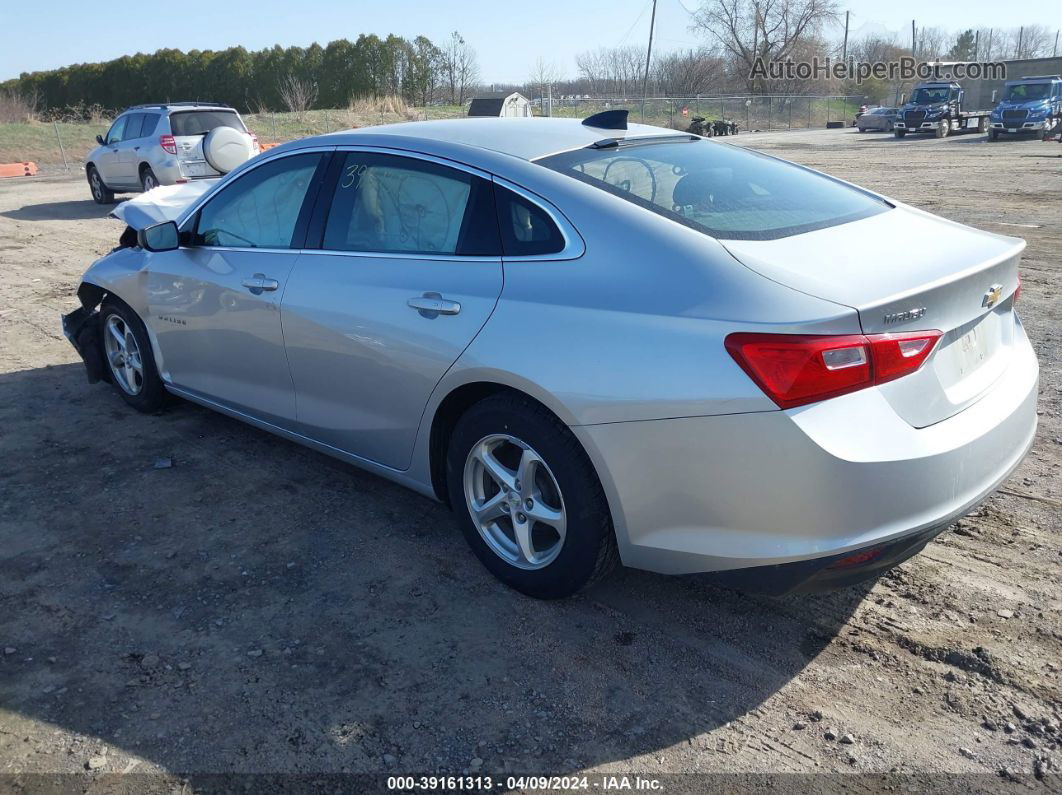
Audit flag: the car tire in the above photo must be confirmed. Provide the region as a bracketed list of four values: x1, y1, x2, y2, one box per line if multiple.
[894, 129, 906, 138]
[87, 165, 115, 204]
[936, 118, 950, 138]
[141, 167, 160, 192]
[988, 128, 999, 141]
[446, 393, 618, 599]
[99, 300, 168, 413]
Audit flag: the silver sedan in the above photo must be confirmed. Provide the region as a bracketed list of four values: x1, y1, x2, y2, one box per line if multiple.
[857, 107, 899, 132]
[63, 113, 1038, 598]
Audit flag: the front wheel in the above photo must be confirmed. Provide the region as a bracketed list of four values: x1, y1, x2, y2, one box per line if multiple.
[988, 128, 999, 141]
[894, 129, 907, 138]
[87, 166, 115, 204]
[936, 118, 950, 138]
[99, 300, 168, 412]
[447, 394, 617, 599]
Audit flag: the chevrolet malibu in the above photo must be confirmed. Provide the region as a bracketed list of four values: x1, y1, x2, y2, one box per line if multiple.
[62, 113, 1038, 599]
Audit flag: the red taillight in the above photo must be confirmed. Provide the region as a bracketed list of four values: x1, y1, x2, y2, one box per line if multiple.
[1014, 273, 1021, 304]
[725, 330, 942, 409]
[159, 134, 177, 154]
[249, 131, 259, 150]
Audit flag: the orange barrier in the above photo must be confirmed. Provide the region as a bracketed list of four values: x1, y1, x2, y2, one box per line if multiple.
[258, 143, 279, 151]
[0, 162, 38, 178]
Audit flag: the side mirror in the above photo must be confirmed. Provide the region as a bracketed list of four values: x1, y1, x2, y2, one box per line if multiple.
[138, 221, 180, 252]
[96, 134, 105, 146]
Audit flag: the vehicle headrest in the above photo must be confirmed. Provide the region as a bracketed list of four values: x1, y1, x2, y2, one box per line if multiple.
[672, 168, 732, 206]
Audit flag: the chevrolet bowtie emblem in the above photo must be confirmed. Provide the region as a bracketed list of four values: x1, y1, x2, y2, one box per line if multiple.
[981, 284, 1004, 309]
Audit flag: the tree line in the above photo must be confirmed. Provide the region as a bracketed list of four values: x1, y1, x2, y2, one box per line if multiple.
[1, 31, 480, 115]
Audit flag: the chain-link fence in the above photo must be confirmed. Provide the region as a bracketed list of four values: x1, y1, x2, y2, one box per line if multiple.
[540, 95, 863, 132]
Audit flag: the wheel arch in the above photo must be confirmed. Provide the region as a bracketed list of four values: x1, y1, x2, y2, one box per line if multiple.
[425, 376, 581, 505]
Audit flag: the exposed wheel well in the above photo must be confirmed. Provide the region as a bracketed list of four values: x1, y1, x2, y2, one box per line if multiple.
[429, 382, 565, 505]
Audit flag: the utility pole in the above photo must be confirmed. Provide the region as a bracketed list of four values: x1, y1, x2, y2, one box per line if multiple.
[1053, 29, 1058, 57]
[974, 29, 979, 60]
[842, 11, 850, 61]
[640, 0, 658, 121]
[1017, 26, 1024, 58]
[911, 20, 917, 56]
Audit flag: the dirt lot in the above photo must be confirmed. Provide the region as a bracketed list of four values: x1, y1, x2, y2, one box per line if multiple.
[0, 128, 1060, 791]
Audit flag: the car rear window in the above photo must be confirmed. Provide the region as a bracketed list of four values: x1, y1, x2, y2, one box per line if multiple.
[169, 110, 245, 137]
[537, 139, 890, 241]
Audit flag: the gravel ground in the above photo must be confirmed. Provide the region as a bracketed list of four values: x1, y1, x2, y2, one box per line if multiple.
[0, 128, 1060, 791]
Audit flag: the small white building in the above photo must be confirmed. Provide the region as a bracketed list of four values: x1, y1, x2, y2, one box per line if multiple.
[467, 92, 533, 118]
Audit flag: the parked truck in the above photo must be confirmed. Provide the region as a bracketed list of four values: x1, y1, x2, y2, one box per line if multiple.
[987, 75, 1062, 141]
[893, 81, 990, 138]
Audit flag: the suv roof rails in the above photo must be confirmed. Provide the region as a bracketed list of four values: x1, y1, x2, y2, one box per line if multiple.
[1011, 74, 1061, 81]
[122, 101, 233, 112]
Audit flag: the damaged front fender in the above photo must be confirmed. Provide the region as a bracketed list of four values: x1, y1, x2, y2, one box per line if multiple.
[62, 282, 109, 384]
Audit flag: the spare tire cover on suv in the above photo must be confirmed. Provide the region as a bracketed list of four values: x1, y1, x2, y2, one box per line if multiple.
[203, 126, 252, 174]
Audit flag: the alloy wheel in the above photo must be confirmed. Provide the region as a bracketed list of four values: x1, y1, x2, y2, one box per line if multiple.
[103, 314, 144, 396]
[463, 434, 567, 570]
[90, 171, 103, 201]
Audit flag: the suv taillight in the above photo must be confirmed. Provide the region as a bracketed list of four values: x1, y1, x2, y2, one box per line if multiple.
[159, 134, 177, 154]
[249, 132, 259, 150]
[725, 331, 942, 409]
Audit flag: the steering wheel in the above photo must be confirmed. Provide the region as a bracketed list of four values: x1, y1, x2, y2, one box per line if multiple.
[602, 157, 658, 204]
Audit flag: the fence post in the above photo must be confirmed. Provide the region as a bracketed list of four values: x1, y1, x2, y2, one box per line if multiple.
[271, 112, 277, 141]
[53, 122, 69, 171]
[808, 99, 812, 129]
[767, 97, 771, 131]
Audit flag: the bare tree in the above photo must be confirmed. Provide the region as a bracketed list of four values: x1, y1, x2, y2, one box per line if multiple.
[441, 31, 480, 105]
[529, 56, 560, 109]
[654, 49, 725, 97]
[278, 74, 318, 121]
[1003, 24, 1054, 59]
[575, 46, 643, 97]
[916, 26, 949, 60]
[692, 0, 840, 92]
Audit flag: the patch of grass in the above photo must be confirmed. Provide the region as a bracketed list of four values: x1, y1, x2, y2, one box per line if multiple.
[0, 120, 108, 167]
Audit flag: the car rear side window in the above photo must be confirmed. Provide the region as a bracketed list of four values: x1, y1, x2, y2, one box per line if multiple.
[170, 110, 245, 137]
[140, 113, 160, 137]
[493, 186, 565, 257]
[320, 152, 500, 256]
[537, 140, 889, 241]
[123, 113, 146, 139]
[194, 153, 324, 249]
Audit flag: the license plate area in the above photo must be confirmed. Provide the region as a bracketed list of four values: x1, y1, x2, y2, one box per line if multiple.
[934, 308, 1009, 404]
[181, 160, 214, 177]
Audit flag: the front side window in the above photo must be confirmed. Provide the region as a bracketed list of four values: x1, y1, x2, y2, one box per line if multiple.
[322, 152, 497, 256]
[1004, 83, 1052, 101]
[170, 110, 245, 137]
[105, 116, 127, 145]
[195, 153, 322, 248]
[538, 140, 889, 241]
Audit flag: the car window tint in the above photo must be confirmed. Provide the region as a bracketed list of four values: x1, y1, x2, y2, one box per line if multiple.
[170, 110, 245, 137]
[323, 152, 485, 255]
[538, 140, 888, 241]
[494, 186, 565, 256]
[106, 116, 127, 145]
[196, 153, 322, 248]
[124, 113, 145, 139]
[140, 113, 160, 137]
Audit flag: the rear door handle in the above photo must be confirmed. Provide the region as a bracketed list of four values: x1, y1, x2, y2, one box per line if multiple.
[407, 293, 461, 317]
[241, 274, 279, 294]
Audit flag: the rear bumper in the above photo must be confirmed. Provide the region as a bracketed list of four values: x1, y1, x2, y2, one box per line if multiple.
[574, 322, 1038, 579]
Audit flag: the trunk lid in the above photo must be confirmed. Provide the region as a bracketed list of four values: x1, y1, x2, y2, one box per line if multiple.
[721, 205, 1024, 427]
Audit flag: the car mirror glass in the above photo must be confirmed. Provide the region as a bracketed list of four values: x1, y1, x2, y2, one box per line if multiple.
[138, 221, 179, 252]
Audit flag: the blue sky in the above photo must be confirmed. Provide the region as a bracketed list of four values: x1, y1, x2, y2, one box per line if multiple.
[2, 0, 1057, 83]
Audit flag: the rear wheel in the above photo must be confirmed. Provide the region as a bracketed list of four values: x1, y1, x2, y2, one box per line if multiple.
[100, 301, 168, 412]
[87, 166, 115, 204]
[447, 394, 617, 599]
[140, 167, 160, 192]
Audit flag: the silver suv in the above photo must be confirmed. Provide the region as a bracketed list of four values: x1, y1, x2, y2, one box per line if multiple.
[85, 102, 259, 203]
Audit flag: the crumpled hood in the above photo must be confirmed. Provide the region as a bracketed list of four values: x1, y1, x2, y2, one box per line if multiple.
[109, 181, 217, 230]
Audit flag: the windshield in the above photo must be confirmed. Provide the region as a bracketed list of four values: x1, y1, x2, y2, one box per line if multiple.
[537, 140, 889, 241]
[169, 110, 245, 136]
[911, 87, 951, 104]
[1003, 83, 1053, 101]
[872, 108, 895, 115]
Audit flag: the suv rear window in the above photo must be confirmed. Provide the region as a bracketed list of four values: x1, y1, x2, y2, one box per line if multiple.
[169, 110, 245, 137]
[537, 139, 889, 241]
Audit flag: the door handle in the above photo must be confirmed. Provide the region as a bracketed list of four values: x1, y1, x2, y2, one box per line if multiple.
[407, 293, 461, 317]
[241, 274, 280, 294]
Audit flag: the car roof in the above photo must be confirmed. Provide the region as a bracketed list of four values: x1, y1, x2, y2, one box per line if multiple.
[327, 117, 689, 161]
